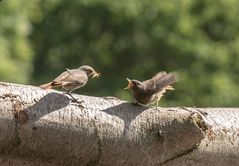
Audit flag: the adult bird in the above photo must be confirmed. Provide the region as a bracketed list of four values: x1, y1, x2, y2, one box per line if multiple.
[40, 65, 100, 102]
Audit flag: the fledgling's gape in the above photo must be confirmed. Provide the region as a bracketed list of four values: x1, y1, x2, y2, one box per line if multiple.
[39, 65, 100, 102]
[124, 71, 177, 108]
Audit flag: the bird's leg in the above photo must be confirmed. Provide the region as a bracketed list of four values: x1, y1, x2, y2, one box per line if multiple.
[130, 102, 149, 108]
[156, 101, 159, 109]
[63, 90, 83, 105]
[131, 101, 139, 105]
[149, 101, 160, 110]
[130, 102, 142, 106]
[67, 92, 78, 102]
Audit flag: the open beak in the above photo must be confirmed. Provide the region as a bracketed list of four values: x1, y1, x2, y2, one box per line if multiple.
[92, 71, 101, 78]
[124, 78, 133, 90]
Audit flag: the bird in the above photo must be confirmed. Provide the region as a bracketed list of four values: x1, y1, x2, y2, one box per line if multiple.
[39, 65, 100, 102]
[124, 71, 177, 108]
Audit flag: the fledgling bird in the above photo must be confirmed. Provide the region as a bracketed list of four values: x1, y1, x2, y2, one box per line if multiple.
[39, 65, 100, 102]
[124, 71, 177, 108]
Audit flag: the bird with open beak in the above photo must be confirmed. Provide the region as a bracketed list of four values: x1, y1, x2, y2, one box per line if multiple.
[124, 71, 177, 108]
[39, 65, 100, 102]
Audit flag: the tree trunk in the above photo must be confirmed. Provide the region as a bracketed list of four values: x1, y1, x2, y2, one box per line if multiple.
[0, 82, 238, 166]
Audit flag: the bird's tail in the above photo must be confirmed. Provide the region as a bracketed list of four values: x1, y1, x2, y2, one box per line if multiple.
[39, 82, 53, 90]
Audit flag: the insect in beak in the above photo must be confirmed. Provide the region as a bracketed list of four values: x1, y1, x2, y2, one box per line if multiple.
[92, 71, 101, 78]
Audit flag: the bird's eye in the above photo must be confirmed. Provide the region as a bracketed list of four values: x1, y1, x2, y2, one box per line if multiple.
[136, 82, 141, 86]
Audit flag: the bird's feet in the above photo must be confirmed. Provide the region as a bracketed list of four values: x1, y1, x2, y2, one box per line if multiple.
[151, 105, 160, 111]
[70, 99, 84, 108]
[70, 98, 83, 104]
[63, 92, 84, 107]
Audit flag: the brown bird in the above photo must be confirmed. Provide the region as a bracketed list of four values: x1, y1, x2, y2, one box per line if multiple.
[124, 71, 177, 108]
[40, 65, 100, 101]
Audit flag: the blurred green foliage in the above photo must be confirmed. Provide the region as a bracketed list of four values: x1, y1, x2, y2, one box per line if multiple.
[0, 0, 34, 82]
[0, 0, 239, 106]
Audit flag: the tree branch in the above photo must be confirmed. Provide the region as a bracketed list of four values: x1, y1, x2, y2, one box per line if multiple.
[0, 82, 238, 165]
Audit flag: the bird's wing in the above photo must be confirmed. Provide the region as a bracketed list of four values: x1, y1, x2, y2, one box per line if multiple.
[142, 72, 167, 87]
[141, 79, 157, 96]
[142, 72, 166, 91]
[154, 73, 177, 91]
[61, 70, 88, 87]
[151, 71, 167, 80]
[52, 70, 71, 85]
[142, 72, 176, 96]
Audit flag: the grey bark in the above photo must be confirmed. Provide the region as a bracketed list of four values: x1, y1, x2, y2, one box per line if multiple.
[0, 82, 238, 166]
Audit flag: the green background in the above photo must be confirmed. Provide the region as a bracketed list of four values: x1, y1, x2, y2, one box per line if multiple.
[0, 0, 239, 106]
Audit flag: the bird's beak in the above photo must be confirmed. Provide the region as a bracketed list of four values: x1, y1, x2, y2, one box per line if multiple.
[124, 78, 133, 90]
[92, 71, 101, 78]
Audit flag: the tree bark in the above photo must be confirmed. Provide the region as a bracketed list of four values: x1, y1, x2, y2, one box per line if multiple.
[0, 82, 238, 166]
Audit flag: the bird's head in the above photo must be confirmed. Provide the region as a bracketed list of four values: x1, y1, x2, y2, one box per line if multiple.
[124, 78, 142, 90]
[79, 65, 101, 78]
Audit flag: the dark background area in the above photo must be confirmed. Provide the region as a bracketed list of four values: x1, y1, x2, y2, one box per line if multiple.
[0, 0, 238, 106]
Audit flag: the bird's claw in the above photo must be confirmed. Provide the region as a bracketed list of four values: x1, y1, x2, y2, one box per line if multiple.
[63, 92, 84, 107]
[70, 98, 83, 103]
[70, 99, 84, 108]
[150, 105, 160, 110]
